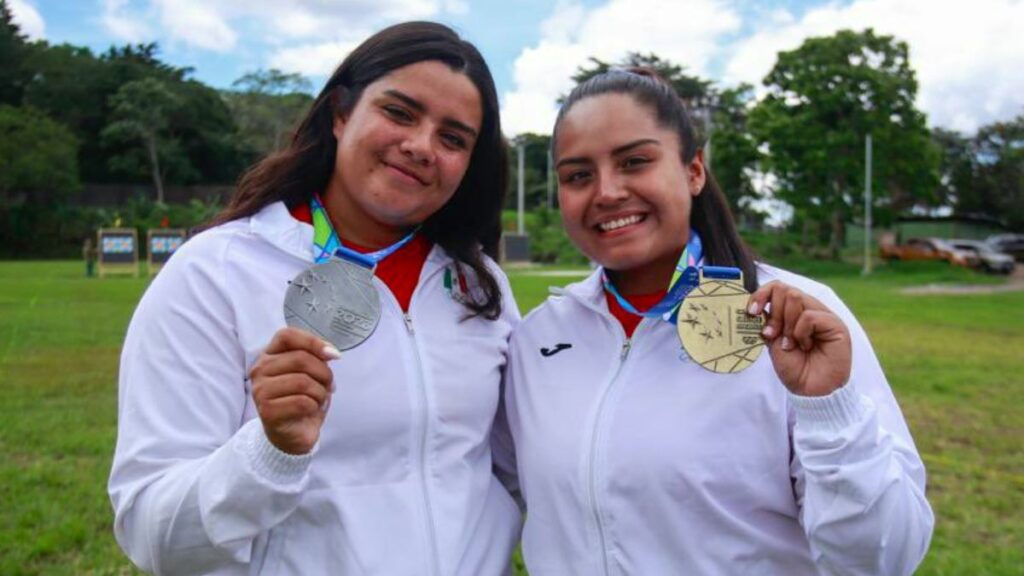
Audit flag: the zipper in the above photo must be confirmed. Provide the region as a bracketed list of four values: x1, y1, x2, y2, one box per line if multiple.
[586, 320, 642, 576]
[374, 257, 445, 576]
[402, 311, 442, 576]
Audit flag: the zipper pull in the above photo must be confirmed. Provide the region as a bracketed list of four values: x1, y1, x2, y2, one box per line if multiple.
[404, 313, 415, 335]
[620, 339, 632, 360]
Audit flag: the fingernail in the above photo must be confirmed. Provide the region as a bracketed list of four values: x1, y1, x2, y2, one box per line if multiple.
[322, 344, 342, 360]
[762, 325, 775, 338]
[781, 336, 793, 350]
[748, 302, 759, 315]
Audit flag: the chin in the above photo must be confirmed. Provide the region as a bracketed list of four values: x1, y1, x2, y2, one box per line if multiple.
[587, 250, 650, 273]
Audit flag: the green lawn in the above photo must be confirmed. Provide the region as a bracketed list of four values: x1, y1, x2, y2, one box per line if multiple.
[1, 260, 1021, 574]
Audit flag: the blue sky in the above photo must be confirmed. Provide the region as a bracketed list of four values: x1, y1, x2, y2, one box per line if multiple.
[9, 0, 1024, 136]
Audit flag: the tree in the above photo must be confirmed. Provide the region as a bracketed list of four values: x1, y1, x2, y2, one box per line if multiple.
[0, 105, 79, 206]
[932, 128, 979, 212]
[101, 78, 187, 203]
[23, 41, 247, 184]
[225, 69, 313, 156]
[0, 0, 32, 105]
[974, 114, 1024, 230]
[750, 29, 939, 257]
[709, 84, 762, 218]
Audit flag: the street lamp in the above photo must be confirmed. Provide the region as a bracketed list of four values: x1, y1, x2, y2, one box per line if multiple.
[513, 135, 526, 235]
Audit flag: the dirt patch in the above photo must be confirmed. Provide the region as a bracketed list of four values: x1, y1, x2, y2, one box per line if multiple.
[901, 264, 1024, 295]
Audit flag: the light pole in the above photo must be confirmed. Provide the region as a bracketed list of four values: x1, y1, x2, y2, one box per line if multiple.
[863, 133, 873, 275]
[546, 148, 554, 209]
[515, 136, 526, 235]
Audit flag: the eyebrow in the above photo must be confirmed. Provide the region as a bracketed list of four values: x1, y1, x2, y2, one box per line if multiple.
[555, 138, 661, 169]
[382, 89, 479, 139]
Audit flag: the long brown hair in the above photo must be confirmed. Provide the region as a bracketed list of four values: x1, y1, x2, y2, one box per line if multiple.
[553, 68, 758, 291]
[207, 22, 508, 318]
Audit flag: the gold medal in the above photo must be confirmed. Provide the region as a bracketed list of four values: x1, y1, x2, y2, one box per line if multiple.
[677, 270, 764, 373]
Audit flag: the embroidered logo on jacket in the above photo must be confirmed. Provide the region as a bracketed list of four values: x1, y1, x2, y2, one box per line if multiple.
[540, 343, 573, 357]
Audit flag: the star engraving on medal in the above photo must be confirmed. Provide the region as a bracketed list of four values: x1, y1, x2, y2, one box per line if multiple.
[681, 314, 700, 328]
[700, 329, 714, 343]
[306, 297, 320, 313]
[291, 276, 314, 295]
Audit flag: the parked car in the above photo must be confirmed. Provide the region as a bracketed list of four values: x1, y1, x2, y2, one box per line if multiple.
[879, 237, 980, 268]
[948, 239, 1016, 274]
[986, 233, 1024, 262]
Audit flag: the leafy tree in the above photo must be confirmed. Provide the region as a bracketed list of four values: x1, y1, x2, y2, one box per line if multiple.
[973, 114, 1024, 230]
[933, 128, 979, 212]
[23, 42, 246, 184]
[101, 78, 188, 203]
[0, 0, 32, 105]
[0, 104, 79, 206]
[22, 44, 110, 180]
[225, 69, 313, 156]
[750, 28, 939, 257]
[710, 84, 762, 218]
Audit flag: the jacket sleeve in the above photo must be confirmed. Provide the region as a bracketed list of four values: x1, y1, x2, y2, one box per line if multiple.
[490, 268, 524, 511]
[108, 237, 312, 574]
[788, 287, 934, 576]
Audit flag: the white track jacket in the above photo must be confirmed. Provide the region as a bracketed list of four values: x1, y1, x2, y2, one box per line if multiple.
[109, 202, 522, 575]
[501, 265, 933, 576]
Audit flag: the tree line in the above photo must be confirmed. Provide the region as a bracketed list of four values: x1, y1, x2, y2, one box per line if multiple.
[512, 31, 1023, 257]
[2, 0, 1021, 259]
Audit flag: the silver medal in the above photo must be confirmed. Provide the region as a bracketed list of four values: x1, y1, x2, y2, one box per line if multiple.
[283, 259, 381, 350]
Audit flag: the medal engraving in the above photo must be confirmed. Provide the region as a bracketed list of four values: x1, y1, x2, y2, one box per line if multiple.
[284, 259, 381, 350]
[677, 272, 764, 373]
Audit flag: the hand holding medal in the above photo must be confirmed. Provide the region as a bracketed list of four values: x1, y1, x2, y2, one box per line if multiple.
[249, 327, 341, 455]
[746, 282, 852, 397]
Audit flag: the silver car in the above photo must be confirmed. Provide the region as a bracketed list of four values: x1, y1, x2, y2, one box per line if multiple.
[950, 239, 1016, 274]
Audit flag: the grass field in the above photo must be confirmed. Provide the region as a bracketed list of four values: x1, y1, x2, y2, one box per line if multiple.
[1, 259, 1022, 574]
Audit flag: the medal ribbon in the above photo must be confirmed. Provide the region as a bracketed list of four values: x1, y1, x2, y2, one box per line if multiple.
[602, 230, 703, 319]
[602, 230, 744, 322]
[310, 194, 417, 268]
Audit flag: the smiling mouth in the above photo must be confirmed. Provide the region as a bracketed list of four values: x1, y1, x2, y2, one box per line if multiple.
[596, 214, 646, 233]
[383, 161, 428, 186]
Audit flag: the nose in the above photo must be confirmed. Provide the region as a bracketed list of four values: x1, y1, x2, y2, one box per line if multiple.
[594, 171, 628, 206]
[399, 125, 436, 166]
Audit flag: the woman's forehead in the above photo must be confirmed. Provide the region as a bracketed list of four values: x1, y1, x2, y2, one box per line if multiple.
[556, 94, 672, 155]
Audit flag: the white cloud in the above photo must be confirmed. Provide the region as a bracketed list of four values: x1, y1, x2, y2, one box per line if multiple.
[97, 0, 458, 60]
[100, 0, 155, 43]
[9, 0, 45, 39]
[153, 0, 237, 52]
[501, 0, 742, 136]
[268, 40, 363, 78]
[724, 0, 1024, 132]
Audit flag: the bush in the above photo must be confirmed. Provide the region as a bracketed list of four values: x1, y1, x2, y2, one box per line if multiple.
[0, 197, 222, 259]
[0, 105, 80, 205]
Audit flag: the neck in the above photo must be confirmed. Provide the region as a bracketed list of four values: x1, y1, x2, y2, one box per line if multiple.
[610, 247, 683, 295]
[321, 185, 408, 250]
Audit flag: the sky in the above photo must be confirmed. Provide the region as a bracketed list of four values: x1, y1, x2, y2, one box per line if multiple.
[8, 0, 1024, 138]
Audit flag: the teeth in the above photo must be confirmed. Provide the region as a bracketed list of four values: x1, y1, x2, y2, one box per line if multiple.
[599, 215, 643, 232]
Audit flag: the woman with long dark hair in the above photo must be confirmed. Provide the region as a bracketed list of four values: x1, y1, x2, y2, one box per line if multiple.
[109, 22, 521, 575]
[501, 69, 934, 574]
